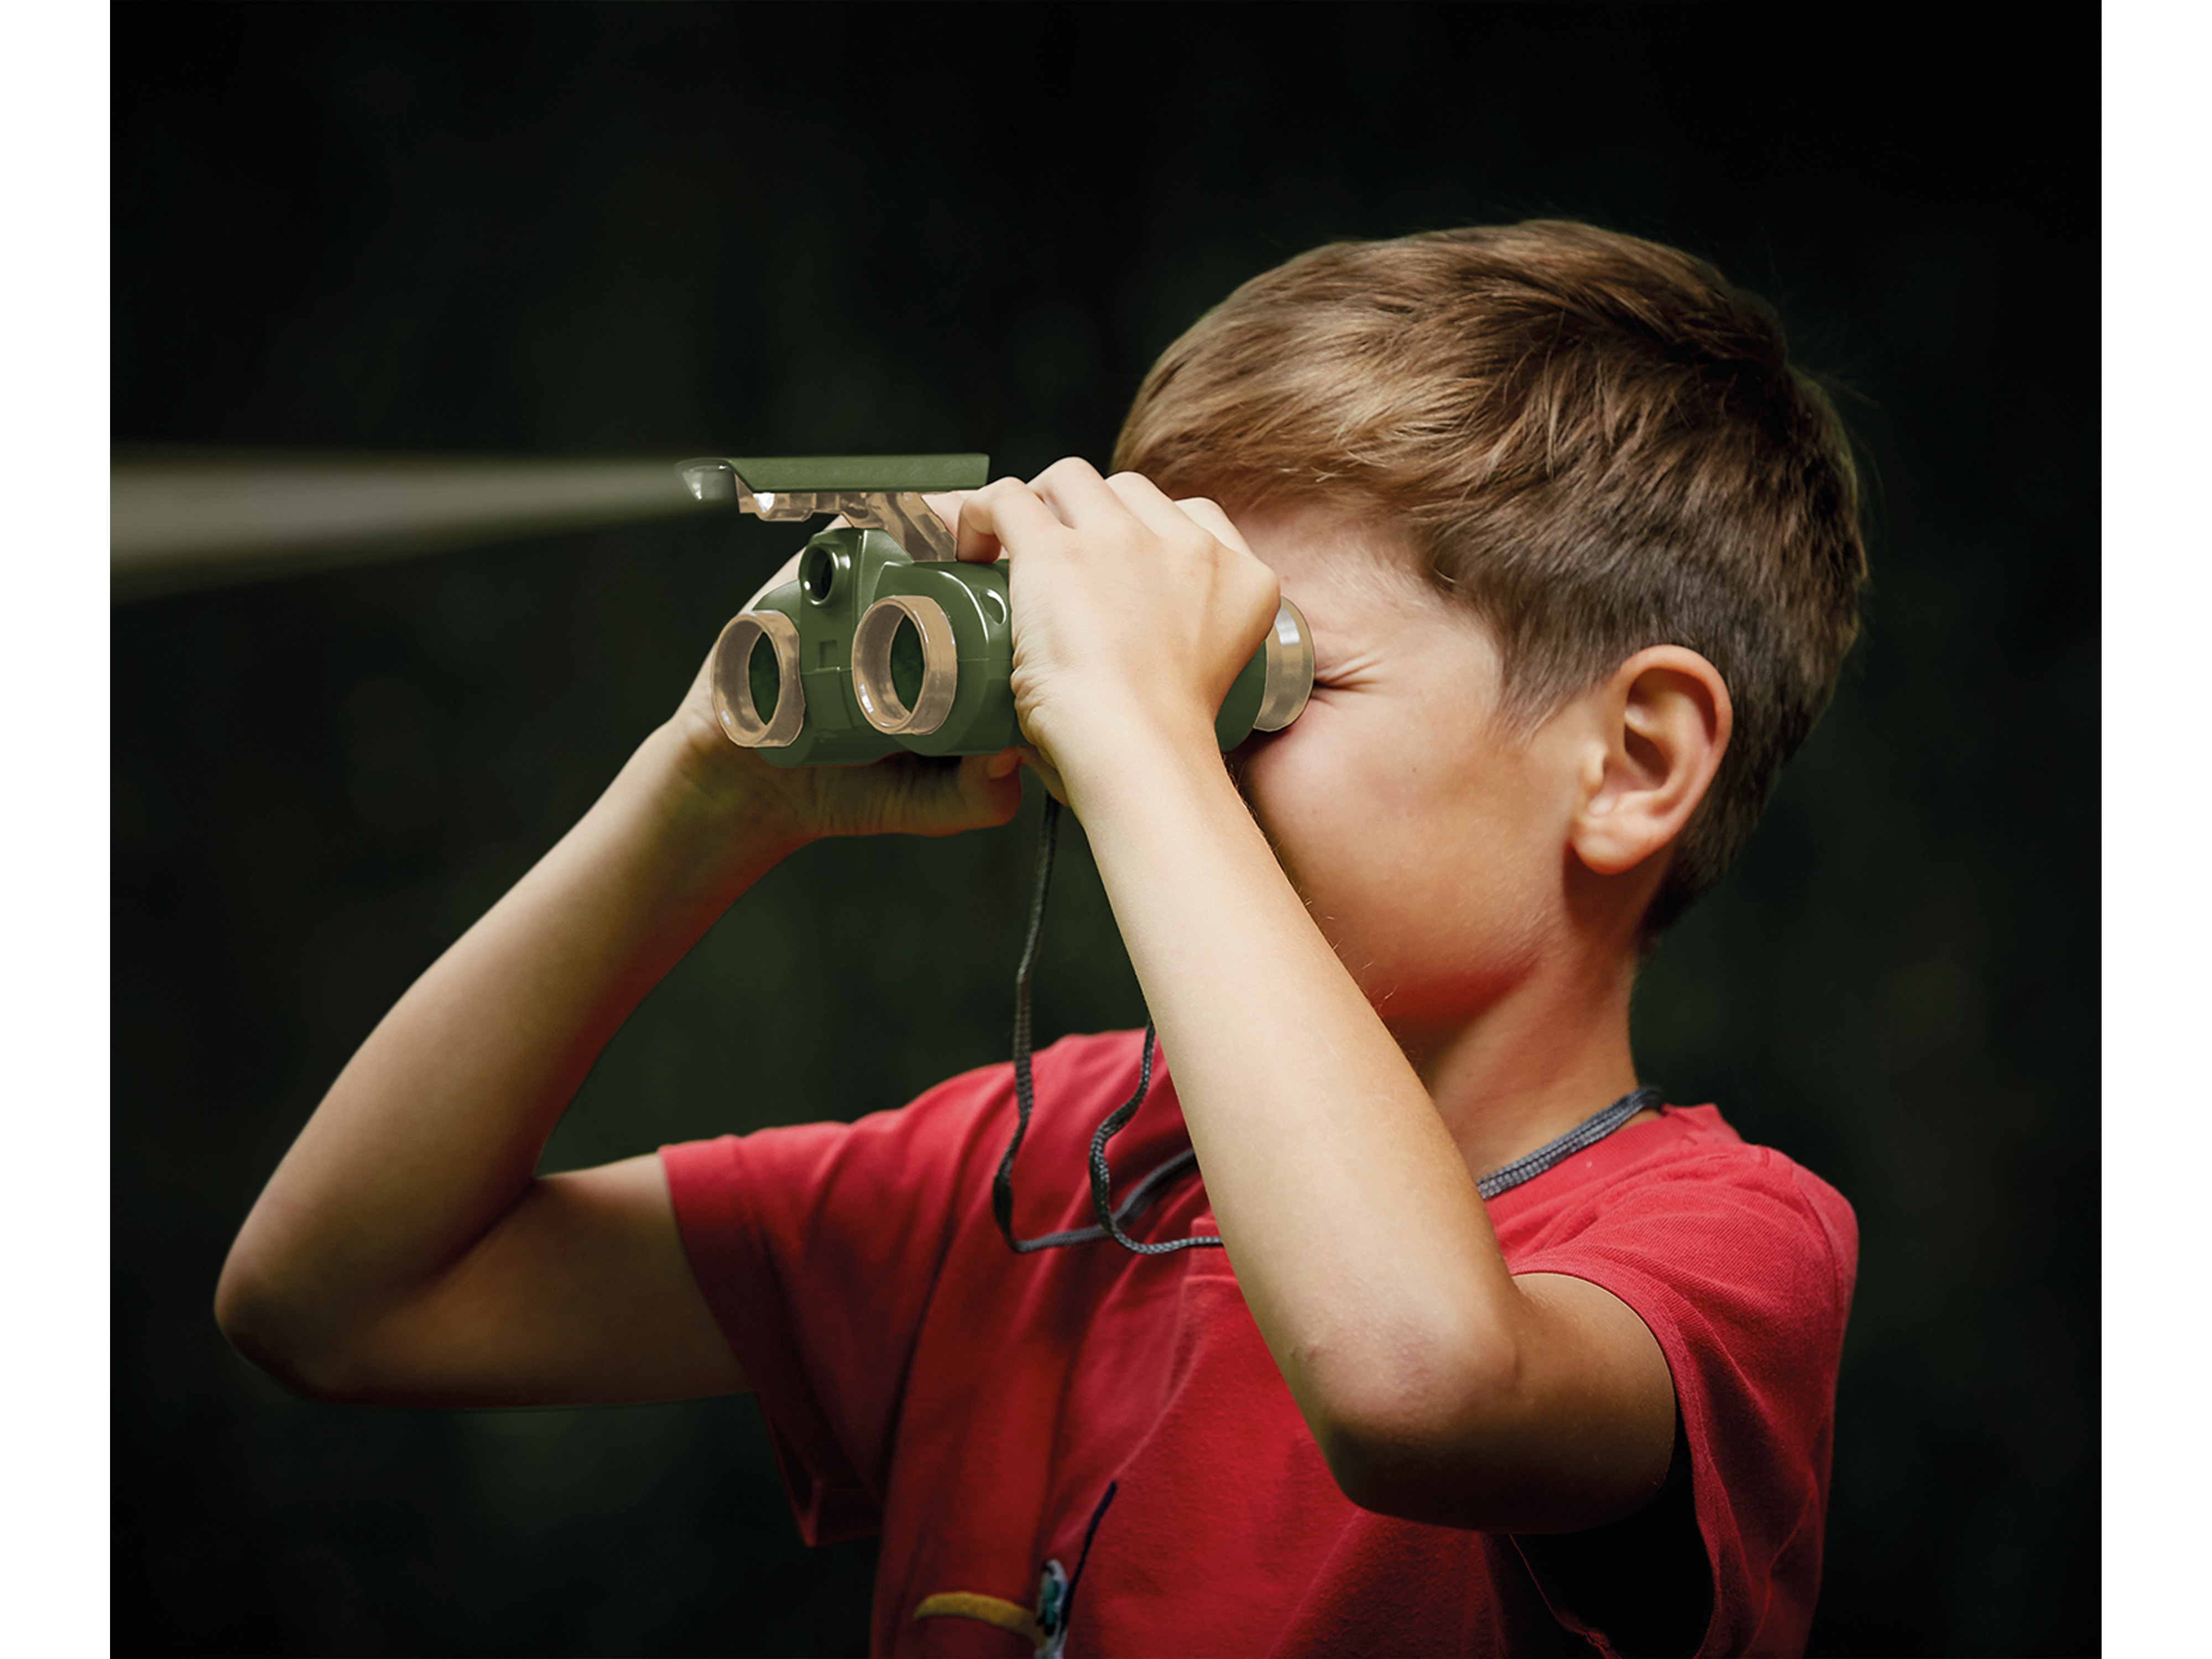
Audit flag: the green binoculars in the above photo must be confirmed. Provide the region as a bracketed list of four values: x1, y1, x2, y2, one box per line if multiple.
[678, 454, 1314, 767]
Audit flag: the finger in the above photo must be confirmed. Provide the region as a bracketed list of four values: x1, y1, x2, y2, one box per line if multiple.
[935, 752, 1025, 836]
[1098, 469, 1212, 542]
[1027, 456, 1132, 528]
[1099, 473, 1259, 565]
[909, 752, 1022, 837]
[1015, 744, 1071, 807]
[825, 752, 1018, 841]
[1165, 494, 1257, 559]
[956, 476, 1067, 565]
[920, 489, 971, 541]
[952, 477, 1017, 563]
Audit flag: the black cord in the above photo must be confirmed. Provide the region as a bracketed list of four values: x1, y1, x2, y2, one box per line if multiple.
[1082, 1025, 1222, 1254]
[1475, 1085, 1663, 1199]
[1053, 1479, 1119, 1649]
[989, 794, 1062, 1253]
[993, 796, 1220, 1256]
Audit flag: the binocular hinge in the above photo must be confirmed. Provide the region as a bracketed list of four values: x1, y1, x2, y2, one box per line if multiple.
[839, 491, 959, 562]
[730, 488, 953, 561]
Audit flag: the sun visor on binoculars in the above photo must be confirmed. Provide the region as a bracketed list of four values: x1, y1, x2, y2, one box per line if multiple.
[678, 455, 1314, 768]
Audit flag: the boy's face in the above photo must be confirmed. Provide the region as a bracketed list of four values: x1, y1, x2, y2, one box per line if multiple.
[1230, 507, 1585, 1040]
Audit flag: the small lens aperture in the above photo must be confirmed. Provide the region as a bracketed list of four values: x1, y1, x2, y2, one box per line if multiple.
[890, 617, 925, 709]
[748, 631, 782, 722]
[803, 544, 837, 602]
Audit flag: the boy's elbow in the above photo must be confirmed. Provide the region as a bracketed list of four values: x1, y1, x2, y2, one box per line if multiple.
[1306, 1330, 1672, 1535]
[1303, 1328, 1526, 1526]
[213, 1250, 373, 1405]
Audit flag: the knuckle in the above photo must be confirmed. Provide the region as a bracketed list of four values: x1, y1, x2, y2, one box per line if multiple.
[1238, 563, 1281, 612]
[1039, 456, 1098, 486]
[1180, 534, 1224, 570]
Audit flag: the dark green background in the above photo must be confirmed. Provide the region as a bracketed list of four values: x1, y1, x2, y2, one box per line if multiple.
[112, 6, 2098, 1656]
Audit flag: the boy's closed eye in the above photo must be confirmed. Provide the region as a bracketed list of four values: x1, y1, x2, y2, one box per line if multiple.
[1286, 608, 1381, 690]
[1303, 646, 1391, 700]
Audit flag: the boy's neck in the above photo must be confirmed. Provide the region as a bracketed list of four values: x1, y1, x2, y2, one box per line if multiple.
[1389, 944, 1645, 1185]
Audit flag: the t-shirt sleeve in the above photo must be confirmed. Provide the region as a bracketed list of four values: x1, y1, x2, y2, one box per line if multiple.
[1510, 1149, 1859, 1657]
[658, 1061, 1014, 1546]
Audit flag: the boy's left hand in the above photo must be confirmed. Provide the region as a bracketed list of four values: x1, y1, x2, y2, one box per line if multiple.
[952, 459, 1284, 803]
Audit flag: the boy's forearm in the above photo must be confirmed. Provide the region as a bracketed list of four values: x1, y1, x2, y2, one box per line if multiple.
[1068, 730, 1674, 1530]
[1062, 730, 1524, 1435]
[219, 720, 801, 1359]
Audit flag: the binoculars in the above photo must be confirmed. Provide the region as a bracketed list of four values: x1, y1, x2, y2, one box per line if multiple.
[678, 455, 1314, 767]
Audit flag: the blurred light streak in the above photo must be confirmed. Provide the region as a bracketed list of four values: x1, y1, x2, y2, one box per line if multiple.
[111, 451, 700, 599]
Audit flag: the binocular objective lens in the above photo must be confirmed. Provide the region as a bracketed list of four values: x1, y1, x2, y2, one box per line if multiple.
[709, 610, 805, 748]
[852, 595, 959, 737]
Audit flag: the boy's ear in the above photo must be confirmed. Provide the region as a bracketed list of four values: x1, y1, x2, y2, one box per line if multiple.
[1567, 646, 1732, 879]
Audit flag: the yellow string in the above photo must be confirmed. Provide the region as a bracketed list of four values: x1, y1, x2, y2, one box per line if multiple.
[912, 1590, 1046, 1646]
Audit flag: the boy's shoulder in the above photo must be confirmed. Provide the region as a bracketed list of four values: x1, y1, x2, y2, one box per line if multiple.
[1494, 1103, 1858, 1309]
[1488, 1105, 1856, 1655]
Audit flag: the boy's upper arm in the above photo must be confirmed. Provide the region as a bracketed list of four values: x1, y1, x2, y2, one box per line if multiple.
[1329, 1264, 1677, 1534]
[333, 1154, 750, 1407]
[1502, 1150, 1858, 1655]
[1505, 1269, 1681, 1519]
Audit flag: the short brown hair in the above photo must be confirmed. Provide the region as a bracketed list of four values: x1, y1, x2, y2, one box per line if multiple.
[1114, 221, 1866, 935]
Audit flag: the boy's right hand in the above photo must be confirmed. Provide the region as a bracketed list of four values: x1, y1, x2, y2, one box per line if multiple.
[662, 643, 1024, 847]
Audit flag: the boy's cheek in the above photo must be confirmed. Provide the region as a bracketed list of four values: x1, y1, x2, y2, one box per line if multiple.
[1246, 707, 1415, 825]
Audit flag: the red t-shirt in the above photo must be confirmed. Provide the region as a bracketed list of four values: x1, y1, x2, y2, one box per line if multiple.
[661, 1030, 1856, 1658]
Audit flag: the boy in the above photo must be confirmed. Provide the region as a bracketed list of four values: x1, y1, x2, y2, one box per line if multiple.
[217, 221, 1864, 1657]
